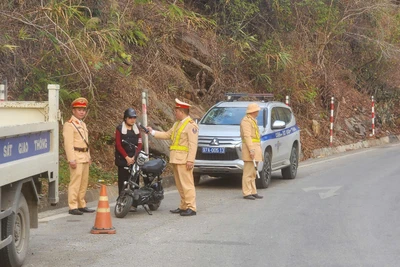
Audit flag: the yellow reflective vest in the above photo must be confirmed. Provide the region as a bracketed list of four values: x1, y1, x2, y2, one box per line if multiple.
[240, 115, 262, 162]
[154, 116, 199, 164]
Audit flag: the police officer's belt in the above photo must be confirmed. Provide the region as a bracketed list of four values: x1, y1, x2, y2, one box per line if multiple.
[74, 147, 89, 152]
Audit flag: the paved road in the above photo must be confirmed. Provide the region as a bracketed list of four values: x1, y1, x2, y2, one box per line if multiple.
[24, 143, 400, 267]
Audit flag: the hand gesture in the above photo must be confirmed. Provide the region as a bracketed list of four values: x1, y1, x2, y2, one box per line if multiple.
[250, 150, 255, 160]
[125, 156, 134, 165]
[186, 161, 194, 170]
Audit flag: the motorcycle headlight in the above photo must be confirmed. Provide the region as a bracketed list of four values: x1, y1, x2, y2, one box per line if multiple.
[136, 153, 148, 166]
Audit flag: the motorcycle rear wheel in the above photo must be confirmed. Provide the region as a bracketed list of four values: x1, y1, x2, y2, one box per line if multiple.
[148, 201, 161, 211]
[114, 195, 133, 218]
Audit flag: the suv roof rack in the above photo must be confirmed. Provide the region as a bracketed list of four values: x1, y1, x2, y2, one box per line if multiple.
[225, 93, 274, 102]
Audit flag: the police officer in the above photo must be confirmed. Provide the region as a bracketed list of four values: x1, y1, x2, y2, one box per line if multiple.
[63, 97, 95, 215]
[146, 99, 199, 216]
[115, 108, 142, 194]
[240, 103, 263, 200]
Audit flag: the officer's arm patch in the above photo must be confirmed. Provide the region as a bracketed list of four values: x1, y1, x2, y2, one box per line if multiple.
[192, 128, 198, 134]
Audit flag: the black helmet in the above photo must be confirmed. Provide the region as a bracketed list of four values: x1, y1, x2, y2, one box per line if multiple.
[124, 108, 137, 119]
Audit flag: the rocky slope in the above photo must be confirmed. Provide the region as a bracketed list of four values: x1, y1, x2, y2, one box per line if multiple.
[0, 1, 399, 174]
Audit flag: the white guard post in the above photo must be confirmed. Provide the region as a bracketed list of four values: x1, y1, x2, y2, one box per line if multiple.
[371, 96, 375, 136]
[330, 97, 334, 146]
[0, 83, 5, 101]
[141, 90, 149, 154]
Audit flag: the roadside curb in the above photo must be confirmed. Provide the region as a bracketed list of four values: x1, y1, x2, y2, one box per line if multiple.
[312, 134, 400, 158]
[39, 134, 400, 213]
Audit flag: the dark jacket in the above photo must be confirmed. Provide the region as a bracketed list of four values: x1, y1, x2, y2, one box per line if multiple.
[114, 123, 140, 167]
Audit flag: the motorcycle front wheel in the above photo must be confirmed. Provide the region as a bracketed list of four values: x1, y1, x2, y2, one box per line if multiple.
[114, 195, 133, 218]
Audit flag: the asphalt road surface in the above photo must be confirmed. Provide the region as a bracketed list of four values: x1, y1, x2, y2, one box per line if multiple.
[23, 143, 400, 267]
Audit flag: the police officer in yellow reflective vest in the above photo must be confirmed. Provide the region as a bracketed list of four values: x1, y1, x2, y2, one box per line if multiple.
[63, 97, 95, 215]
[240, 103, 263, 200]
[146, 99, 199, 216]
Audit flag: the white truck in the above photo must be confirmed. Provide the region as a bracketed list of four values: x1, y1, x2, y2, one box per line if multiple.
[0, 84, 60, 267]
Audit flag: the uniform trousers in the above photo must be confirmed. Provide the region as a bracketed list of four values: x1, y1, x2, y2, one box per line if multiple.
[242, 161, 257, 196]
[172, 164, 196, 211]
[68, 162, 89, 210]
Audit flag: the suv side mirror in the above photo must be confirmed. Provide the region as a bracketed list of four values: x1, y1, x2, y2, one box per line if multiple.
[272, 120, 286, 130]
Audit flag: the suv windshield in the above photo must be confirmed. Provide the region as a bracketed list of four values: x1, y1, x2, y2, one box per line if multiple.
[200, 107, 265, 126]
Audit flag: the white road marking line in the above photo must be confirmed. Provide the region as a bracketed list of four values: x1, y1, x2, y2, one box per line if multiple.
[39, 213, 70, 223]
[302, 186, 342, 199]
[299, 149, 375, 169]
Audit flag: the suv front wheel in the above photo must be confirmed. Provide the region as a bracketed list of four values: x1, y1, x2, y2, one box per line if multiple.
[256, 151, 271, 189]
[281, 145, 298, 179]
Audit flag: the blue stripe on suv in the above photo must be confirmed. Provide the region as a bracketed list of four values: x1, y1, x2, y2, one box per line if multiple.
[260, 125, 300, 141]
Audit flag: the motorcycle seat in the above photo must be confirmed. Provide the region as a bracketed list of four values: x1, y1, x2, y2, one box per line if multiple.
[142, 158, 165, 174]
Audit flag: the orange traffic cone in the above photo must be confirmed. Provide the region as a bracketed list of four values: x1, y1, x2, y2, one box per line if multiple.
[90, 184, 116, 234]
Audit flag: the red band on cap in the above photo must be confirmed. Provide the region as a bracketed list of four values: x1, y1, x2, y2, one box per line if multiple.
[175, 103, 190, 109]
[72, 100, 87, 108]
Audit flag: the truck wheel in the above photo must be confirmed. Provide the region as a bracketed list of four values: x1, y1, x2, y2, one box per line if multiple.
[281, 145, 298, 179]
[194, 174, 201, 186]
[256, 151, 271, 189]
[114, 195, 133, 218]
[0, 194, 30, 267]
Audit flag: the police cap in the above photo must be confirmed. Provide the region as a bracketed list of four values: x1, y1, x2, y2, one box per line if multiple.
[175, 98, 191, 109]
[71, 97, 88, 108]
[246, 103, 260, 114]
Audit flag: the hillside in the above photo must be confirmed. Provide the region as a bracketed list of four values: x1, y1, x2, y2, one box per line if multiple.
[1, 1, 400, 183]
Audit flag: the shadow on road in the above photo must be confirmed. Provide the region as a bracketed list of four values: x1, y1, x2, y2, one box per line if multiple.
[196, 173, 286, 189]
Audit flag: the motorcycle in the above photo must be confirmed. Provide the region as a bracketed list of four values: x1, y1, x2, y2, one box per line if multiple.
[114, 140, 167, 218]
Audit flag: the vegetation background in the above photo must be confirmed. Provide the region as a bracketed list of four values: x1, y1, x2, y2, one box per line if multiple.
[1, 0, 400, 189]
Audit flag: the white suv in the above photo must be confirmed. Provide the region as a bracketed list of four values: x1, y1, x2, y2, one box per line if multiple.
[193, 94, 301, 188]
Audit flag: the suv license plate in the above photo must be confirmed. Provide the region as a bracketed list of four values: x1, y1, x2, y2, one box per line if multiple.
[202, 147, 225, 154]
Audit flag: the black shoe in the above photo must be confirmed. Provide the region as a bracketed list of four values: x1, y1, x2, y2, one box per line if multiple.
[170, 208, 184, 214]
[78, 207, 95, 213]
[180, 209, 196, 216]
[69, 209, 83, 215]
[243, 195, 256, 200]
[252, 194, 263, 199]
